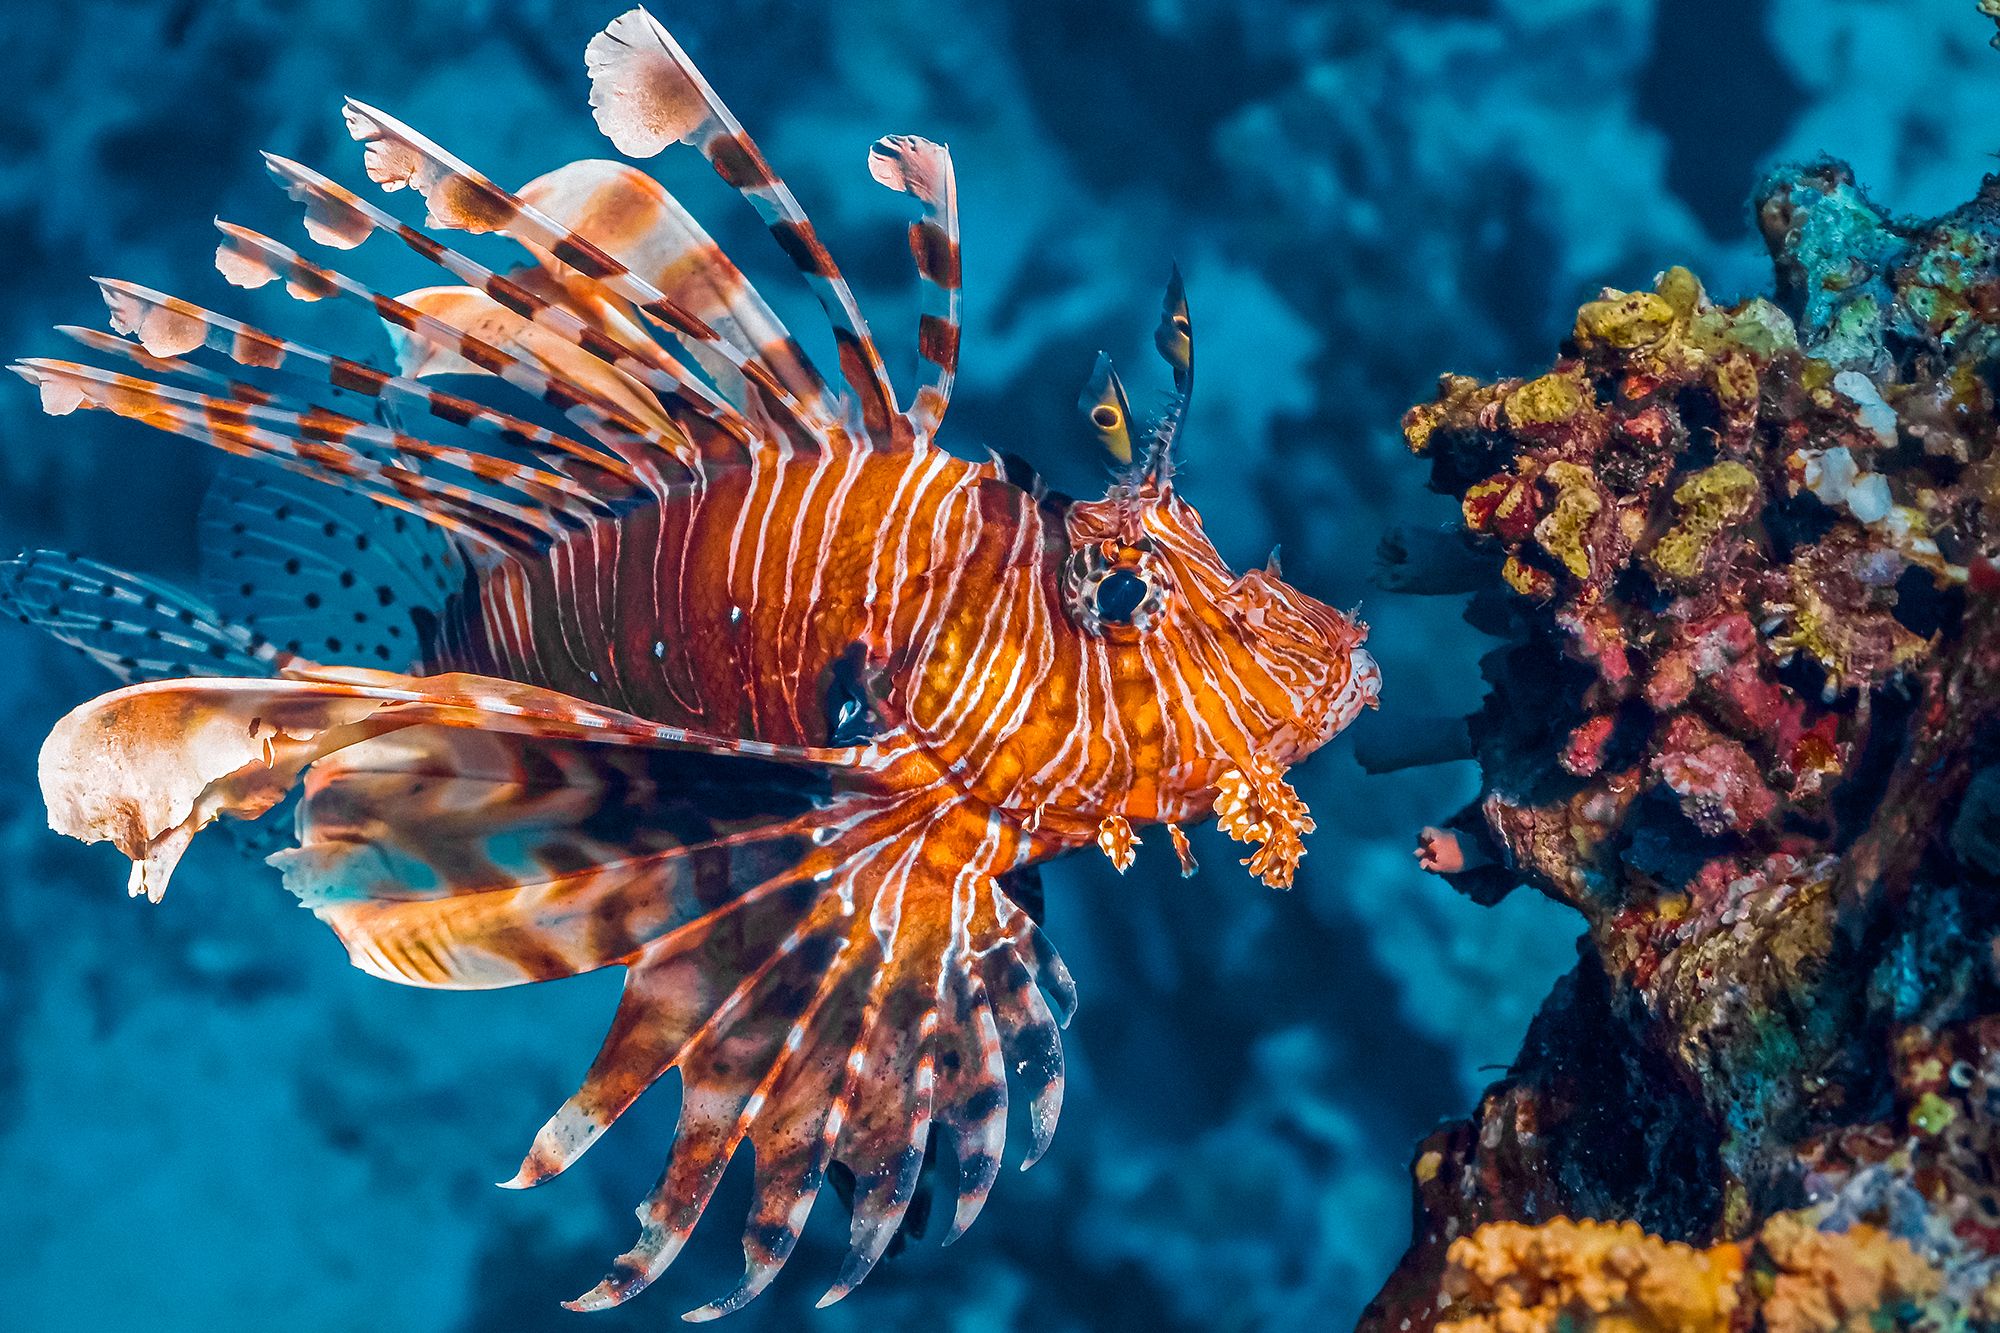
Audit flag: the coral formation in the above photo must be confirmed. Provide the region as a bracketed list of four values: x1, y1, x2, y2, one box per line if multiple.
[1364, 156, 2000, 1330]
[1436, 1218, 1745, 1332]
[1432, 1213, 1944, 1333]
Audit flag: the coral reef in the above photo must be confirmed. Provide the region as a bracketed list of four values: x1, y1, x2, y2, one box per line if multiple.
[1364, 157, 2000, 1330]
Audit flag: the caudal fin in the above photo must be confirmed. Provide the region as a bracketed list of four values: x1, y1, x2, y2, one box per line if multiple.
[0, 550, 276, 684]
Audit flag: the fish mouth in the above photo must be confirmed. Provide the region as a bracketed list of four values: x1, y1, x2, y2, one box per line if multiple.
[1318, 647, 1382, 744]
[1250, 648, 1383, 773]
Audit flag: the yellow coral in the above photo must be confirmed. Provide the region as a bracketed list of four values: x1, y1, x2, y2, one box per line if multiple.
[1463, 470, 1540, 540]
[1533, 461, 1604, 580]
[1757, 1213, 1940, 1333]
[1405, 373, 1492, 454]
[1505, 369, 1591, 428]
[1437, 1218, 1742, 1333]
[1501, 555, 1556, 600]
[1647, 461, 1760, 584]
[1655, 265, 1706, 321]
[1433, 1214, 1943, 1333]
[1710, 351, 1760, 413]
[1691, 295, 1799, 361]
[1575, 289, 1679, 352]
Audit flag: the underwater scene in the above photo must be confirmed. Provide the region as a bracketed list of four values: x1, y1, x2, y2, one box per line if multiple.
[4, 1, 2000, 1329]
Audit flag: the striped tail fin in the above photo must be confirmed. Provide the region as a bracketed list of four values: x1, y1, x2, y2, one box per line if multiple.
[0, 551, 277, 684]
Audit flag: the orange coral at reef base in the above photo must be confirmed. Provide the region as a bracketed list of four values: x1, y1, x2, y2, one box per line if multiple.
[1433, 1214, 1944, 1333]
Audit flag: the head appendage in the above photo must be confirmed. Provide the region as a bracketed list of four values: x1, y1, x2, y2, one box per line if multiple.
[1074, 268, 1194, 499]
[1146, 264, 1193, 485]
[1078, 351, 1135, 467]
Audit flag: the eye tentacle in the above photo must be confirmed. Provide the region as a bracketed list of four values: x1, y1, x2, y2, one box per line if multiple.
[1076, 352, 1134, 466]
[1147, 264, 1193, 486]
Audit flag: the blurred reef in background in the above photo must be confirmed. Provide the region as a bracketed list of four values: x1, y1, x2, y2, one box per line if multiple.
[2, 2, 1999, 1331]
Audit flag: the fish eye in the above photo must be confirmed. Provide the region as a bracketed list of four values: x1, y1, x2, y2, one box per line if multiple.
[1090, 405, 1121, 430]
[1093, 568, 1149, 623]
[1061, 544, 1166, 635]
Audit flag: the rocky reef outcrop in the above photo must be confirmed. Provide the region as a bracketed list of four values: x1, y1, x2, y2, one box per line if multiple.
[1362, 158, 2000, 1330]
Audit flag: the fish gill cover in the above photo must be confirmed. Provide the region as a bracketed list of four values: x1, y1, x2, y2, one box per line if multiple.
[0, 2, 1998, 1331]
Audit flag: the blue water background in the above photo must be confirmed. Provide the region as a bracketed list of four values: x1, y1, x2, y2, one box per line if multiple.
[0, 2, 1991, 1329]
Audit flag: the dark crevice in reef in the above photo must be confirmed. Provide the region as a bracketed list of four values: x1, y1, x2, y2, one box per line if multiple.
[1636, 0, 1806, 242]
[1362, 157, 2000, 1328]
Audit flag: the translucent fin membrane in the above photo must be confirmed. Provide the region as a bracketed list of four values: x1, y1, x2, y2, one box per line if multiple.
[512, 159, 836, 425]
[198, 466, 464, 671]
[0, 551, 277, 684]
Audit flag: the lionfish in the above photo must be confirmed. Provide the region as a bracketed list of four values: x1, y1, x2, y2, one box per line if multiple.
[7, 7, 1379, 1317]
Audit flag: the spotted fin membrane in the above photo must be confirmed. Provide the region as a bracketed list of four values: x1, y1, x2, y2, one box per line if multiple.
[200, 465, 466, 671]
[0, 550, 274, 683]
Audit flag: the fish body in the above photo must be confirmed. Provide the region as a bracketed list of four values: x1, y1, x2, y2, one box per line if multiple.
[5, 7, 1377, 1317]
[443, 444, 1374, 848]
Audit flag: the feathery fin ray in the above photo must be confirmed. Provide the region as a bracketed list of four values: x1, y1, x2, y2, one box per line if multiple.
[582, 7, 906, 447]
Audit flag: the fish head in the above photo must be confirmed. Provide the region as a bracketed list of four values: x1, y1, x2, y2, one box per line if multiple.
[1050, 267, 1378, 887]
[1060, 481, 1380, 781]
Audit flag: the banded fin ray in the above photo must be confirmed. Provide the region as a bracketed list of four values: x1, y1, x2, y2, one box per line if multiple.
[868, 135, 961, 444]
[379, 279, 689, 463]
[512, 158, 836, 428]
[11, 358, 568, 555]
[259, 150, 772, 457]
[209, 219, 688, 471]
[329, 104, 843, 452]
[520, 792, 1062, 1317]
[93, 275, 638, 490]
[56, 322, 293, 403]
[583, 7, 907, 447]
